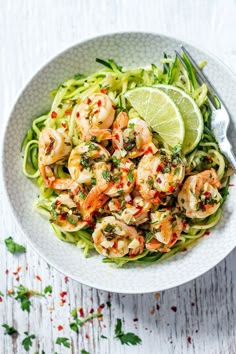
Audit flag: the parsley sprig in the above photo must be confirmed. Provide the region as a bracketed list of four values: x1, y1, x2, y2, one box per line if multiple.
[56, 337, 71, 348]
[70, 309, 103, 333]
[4, 237, 26, 254]
[2, 323, 18, 335]
[114, 319, 142, 346]
[8, 284, 45, 312]
[22, 332, 35, 351]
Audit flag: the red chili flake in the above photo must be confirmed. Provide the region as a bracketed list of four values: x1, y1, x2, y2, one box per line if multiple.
[89, 308, 94, 314]
[85, 333, 90, 339]
[122, 167, 129, 173]
[134, 206, 143, 216]
[181, 247, 187, 252]
[79, 308, 85, 317]
[35, 275, 42, 281]
[112, 105, 116, 110]
[156, 304, 160, 310]
[156, 164, 164, 172]
[150, 308, 155, 315]
[229, 184, 235, 187]
[172, 163, 176, 168]
[57, 325, 63, 331]
[93, 109, 100, 114]
[99, 303, 105, 309]
[0, 297, 3, 302]
[114, 133, 120, 142]
[204, 191, 211, 197]
[65, 110, 71, 116]
[187, 336, 192, 344]
[171, 306, 177, 312]
[15, 276, 20, 282]
[5, 269, 9, 275]
[87, 98, 92, 104]
[55, 200, 61, 206]
[133, 318, 138, 322]
[97, 100, 102, 107]
[64, 276, 69, 283]
[26, 266, 28, 270]
[51, 111, 57, 119]
[60, 291, 67, 298]
[204, 231, 211, 236]
[100, 88, 107, 94]
[146, 146, 153, 154]
[83, 218, 94, 227]
[61, 122, 67, 128]
[156, 177, 162, 184]
[76, 112, 80, 118]
[60, 213, 67, 221]
[169, 186, 175, 193]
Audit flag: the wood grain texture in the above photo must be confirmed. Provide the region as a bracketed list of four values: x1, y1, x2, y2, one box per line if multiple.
[1, 0, 236, 353]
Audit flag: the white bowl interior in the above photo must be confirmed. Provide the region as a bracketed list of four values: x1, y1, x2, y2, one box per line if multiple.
[3, 33, 236, 293]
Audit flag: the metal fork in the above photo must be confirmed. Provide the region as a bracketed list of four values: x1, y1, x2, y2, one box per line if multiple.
[175, 45, 236, 171]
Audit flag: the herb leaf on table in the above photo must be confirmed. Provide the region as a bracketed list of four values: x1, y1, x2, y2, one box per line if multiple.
[2, 323, 18, 335]
[22, 332, 35, 351]
[4, 237, 26, 254]
[56, 337, 71, 348]
[114, 318, 142, 346]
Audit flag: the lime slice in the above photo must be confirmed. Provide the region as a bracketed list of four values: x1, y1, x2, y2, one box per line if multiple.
[124, 87, 184, 147]
[156, 84, 204, 154]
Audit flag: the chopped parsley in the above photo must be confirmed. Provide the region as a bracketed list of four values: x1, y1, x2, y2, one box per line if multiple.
[102, 171, 111, 182]
[22, 332, 36, 351]
[145, 232, 154, 244]
[81, 350, 90, 354]
[91, 177, 97, 185]
[104, 223, 115, 234]
[4, 237, 26, 254]
[79, 191, 86, 199]
[66, 215, 77, 226]
[69, 309, 103, 333]
[114, 319, 142, 346]
[44, 285, 53, 294]
[56, 337, 71, 348]
[8, 284, 44, 312]
[112, 156, 121, 166]
[128, 170, 134, 183]
[80, 155, 89, 168]
[2, 324, 18, 336]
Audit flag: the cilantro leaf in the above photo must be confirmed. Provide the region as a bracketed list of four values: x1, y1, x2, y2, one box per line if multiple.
[56, 337, 71, 348]
[2, 323, 18, 335]
[128, 170, 133, 183]
[114, 319, 142, 346]
[44, 285, 53, 294]
[81, 350, 90, 354]
[4, 237, 26, 254]
[10, 284, 44, 312]
[22, 332, 35, 351]
[145, 232, 154, 244]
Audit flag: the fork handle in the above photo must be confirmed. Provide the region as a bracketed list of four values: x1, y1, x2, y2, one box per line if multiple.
[219, 139, 236, 172]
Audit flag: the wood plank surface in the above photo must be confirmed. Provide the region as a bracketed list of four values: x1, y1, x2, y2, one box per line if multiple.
[1, 1, 236, 353]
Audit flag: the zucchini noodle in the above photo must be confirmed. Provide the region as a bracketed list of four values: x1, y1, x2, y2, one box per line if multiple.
[21, 55, 231, 267]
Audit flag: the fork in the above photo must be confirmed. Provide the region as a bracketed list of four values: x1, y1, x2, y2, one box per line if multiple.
[175, 45, 236, 171]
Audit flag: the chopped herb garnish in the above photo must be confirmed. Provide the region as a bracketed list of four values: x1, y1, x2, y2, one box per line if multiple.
[2, 324, 18, 336]
[91, 177, 97, 185]
[79, 191, 86, 199]
[102, 171, 111, 182]
[44, 285, 53, 294]
[66, 215, 77, 226]
[128, 170, 134, 183]
[112, 156, 121, 166]
[69, 310, 103, 333]
[174, 167, 180, 175]
[80, 155, 89, 168]
[145, 232, 154, 244]
[4, 237, 26, 254]
[22, 332, 36, 351]
[81, 350, 90, 354]
[74, 73, 86, 80]
[9, 284, 44, 312]
[114, 319, 142, 346]
[56, 337, 71, 349]
[101, 334, 108, 339]
[118, 189, 124, 195]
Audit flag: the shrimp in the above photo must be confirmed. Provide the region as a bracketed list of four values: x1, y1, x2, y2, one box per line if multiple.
[108, 190, 151, 225]
[137, 148, 185, 205]
[74, 93, 115, 141]
[68, 142, 111, 186]
[92, 216, 145, 258]
[178, 168, 222, 218]
[50, 192, 87, 232]
[104, 158, 137, 197]
[112, 112, 154, 158]
[146, 209, 184, 252]
[38, 127, 72, 187]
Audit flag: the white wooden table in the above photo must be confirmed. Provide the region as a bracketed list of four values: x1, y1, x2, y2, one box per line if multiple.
[1, 1, 236, 353]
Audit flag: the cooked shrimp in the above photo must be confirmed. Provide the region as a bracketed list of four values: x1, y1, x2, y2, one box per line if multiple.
[104, 158, 136, 197]
[74, 93, 115, 141]
[50, 192, 87, 232]
[178, 168, 222, 218]
[92, 216, 145, 258]
[68, 142, 111, 186]
[112, 112, 154, 158]
[137, 148, 185, 204]
[146, 209, 184, 252]
[108, 190, 151, 225]
[38, 128, 72, 187]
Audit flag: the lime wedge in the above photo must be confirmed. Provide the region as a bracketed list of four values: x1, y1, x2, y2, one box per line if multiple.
[124, 87, 184, 147]
[157, 84, 204, 154]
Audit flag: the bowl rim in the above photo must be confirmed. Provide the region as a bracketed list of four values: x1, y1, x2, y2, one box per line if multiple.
[2, 31, 236, 294]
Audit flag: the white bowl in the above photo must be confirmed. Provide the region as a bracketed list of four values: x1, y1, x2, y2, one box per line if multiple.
[2, 32, 236, 293]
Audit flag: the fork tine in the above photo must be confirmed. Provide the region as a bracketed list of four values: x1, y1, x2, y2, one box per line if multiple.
[180, 45, 220, 108]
